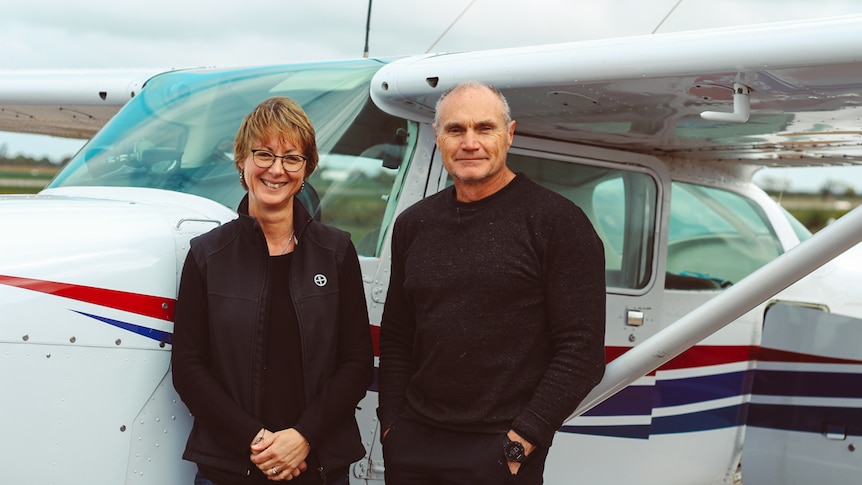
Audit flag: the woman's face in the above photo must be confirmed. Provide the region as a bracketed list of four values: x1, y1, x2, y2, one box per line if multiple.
[239, 135, 306, 215]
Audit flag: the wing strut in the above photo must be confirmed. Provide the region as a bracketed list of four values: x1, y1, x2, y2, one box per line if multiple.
[701, 82, 750, 123]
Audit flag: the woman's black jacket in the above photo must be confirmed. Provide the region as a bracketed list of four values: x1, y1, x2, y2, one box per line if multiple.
[172, 195, 373, 477]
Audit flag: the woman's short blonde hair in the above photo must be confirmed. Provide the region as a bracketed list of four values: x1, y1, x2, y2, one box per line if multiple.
[234, 96, 319, 189]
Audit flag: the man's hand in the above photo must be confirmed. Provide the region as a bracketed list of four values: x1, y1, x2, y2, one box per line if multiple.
[505, 430, 536, 475]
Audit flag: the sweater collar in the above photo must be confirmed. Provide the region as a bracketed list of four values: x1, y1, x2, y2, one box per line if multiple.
[447, 172, 525, 210]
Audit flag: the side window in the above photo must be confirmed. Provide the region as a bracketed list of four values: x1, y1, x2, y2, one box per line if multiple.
[305, 108, 416, 257]
[780, 206, 812, 242]
[507, 153, 657, 290]
[667, 182, 783, 289]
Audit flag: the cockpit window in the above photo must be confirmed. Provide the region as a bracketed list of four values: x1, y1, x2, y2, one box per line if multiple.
[780, 205, 812, 242]
[309, 121, 415, 257]
[505, 153, 658, 291]
[667, 182, 783, 289]
[48, 60, 412, 256]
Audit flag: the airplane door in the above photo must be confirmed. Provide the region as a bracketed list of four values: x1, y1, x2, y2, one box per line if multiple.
[742, 302, 862, 484]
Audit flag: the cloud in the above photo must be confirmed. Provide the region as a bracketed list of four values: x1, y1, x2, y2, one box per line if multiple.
[5, 0, 862, 69]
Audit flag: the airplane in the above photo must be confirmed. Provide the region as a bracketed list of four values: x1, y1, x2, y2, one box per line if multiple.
[2, 13, 862, 484]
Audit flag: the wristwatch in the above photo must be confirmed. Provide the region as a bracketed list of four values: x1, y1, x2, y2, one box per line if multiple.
[502, 436, 527, 463]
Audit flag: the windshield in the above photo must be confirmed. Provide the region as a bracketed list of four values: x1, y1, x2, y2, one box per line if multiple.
[48, 60, 413, 255]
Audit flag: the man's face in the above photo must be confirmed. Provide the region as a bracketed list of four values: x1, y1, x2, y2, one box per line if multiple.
[434, 86, 515, 187]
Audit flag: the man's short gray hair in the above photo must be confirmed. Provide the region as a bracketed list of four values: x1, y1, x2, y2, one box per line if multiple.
[433, 81, 512, 126]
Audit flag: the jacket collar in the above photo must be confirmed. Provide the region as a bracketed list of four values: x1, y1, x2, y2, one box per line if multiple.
[237, 194, 314, 242]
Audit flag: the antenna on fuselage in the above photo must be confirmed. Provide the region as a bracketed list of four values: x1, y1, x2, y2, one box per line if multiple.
[652, 0, 683, 34]
[363, 0, 373, 58]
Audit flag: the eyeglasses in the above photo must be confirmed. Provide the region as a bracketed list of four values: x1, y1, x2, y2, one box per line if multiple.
[251, 150, 307, 172]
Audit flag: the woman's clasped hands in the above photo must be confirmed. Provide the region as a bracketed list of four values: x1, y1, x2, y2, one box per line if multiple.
[250, 428, 311, 481]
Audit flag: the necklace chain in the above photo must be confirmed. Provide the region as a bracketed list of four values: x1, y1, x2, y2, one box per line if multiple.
[280, 230, 296, 255]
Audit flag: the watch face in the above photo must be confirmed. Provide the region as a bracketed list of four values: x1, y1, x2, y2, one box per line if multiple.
[503, 439, 526, 462]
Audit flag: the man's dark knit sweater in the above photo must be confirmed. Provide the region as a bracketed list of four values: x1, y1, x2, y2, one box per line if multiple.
[378, 173, 606, 448]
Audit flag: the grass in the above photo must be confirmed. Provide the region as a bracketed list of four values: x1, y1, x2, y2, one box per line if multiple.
[0, 163, 60, 194]
[766, 191, 862, 233]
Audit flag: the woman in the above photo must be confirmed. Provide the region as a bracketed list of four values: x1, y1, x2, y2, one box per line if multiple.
[172, 97, 373, 484]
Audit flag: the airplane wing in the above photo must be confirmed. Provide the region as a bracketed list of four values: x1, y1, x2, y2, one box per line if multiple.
[0, 69, 167, 139]
[371, 14, 862, 168]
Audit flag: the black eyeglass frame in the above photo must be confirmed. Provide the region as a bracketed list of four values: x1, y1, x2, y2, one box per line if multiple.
[250, 150, 307, 172]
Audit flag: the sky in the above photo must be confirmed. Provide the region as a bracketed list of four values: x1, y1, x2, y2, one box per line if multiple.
[3, 0, 862, 193]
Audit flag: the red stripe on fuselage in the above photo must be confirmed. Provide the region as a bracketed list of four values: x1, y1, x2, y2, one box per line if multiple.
[605, 345, 756, 376]
[654, 345, 757, 370]
[0, 274, 175, 321]
[370, 324, 381, 357]
[757, 347, 862, 365]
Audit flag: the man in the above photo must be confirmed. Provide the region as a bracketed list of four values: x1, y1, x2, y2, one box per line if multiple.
[378, 81, 606, 484]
